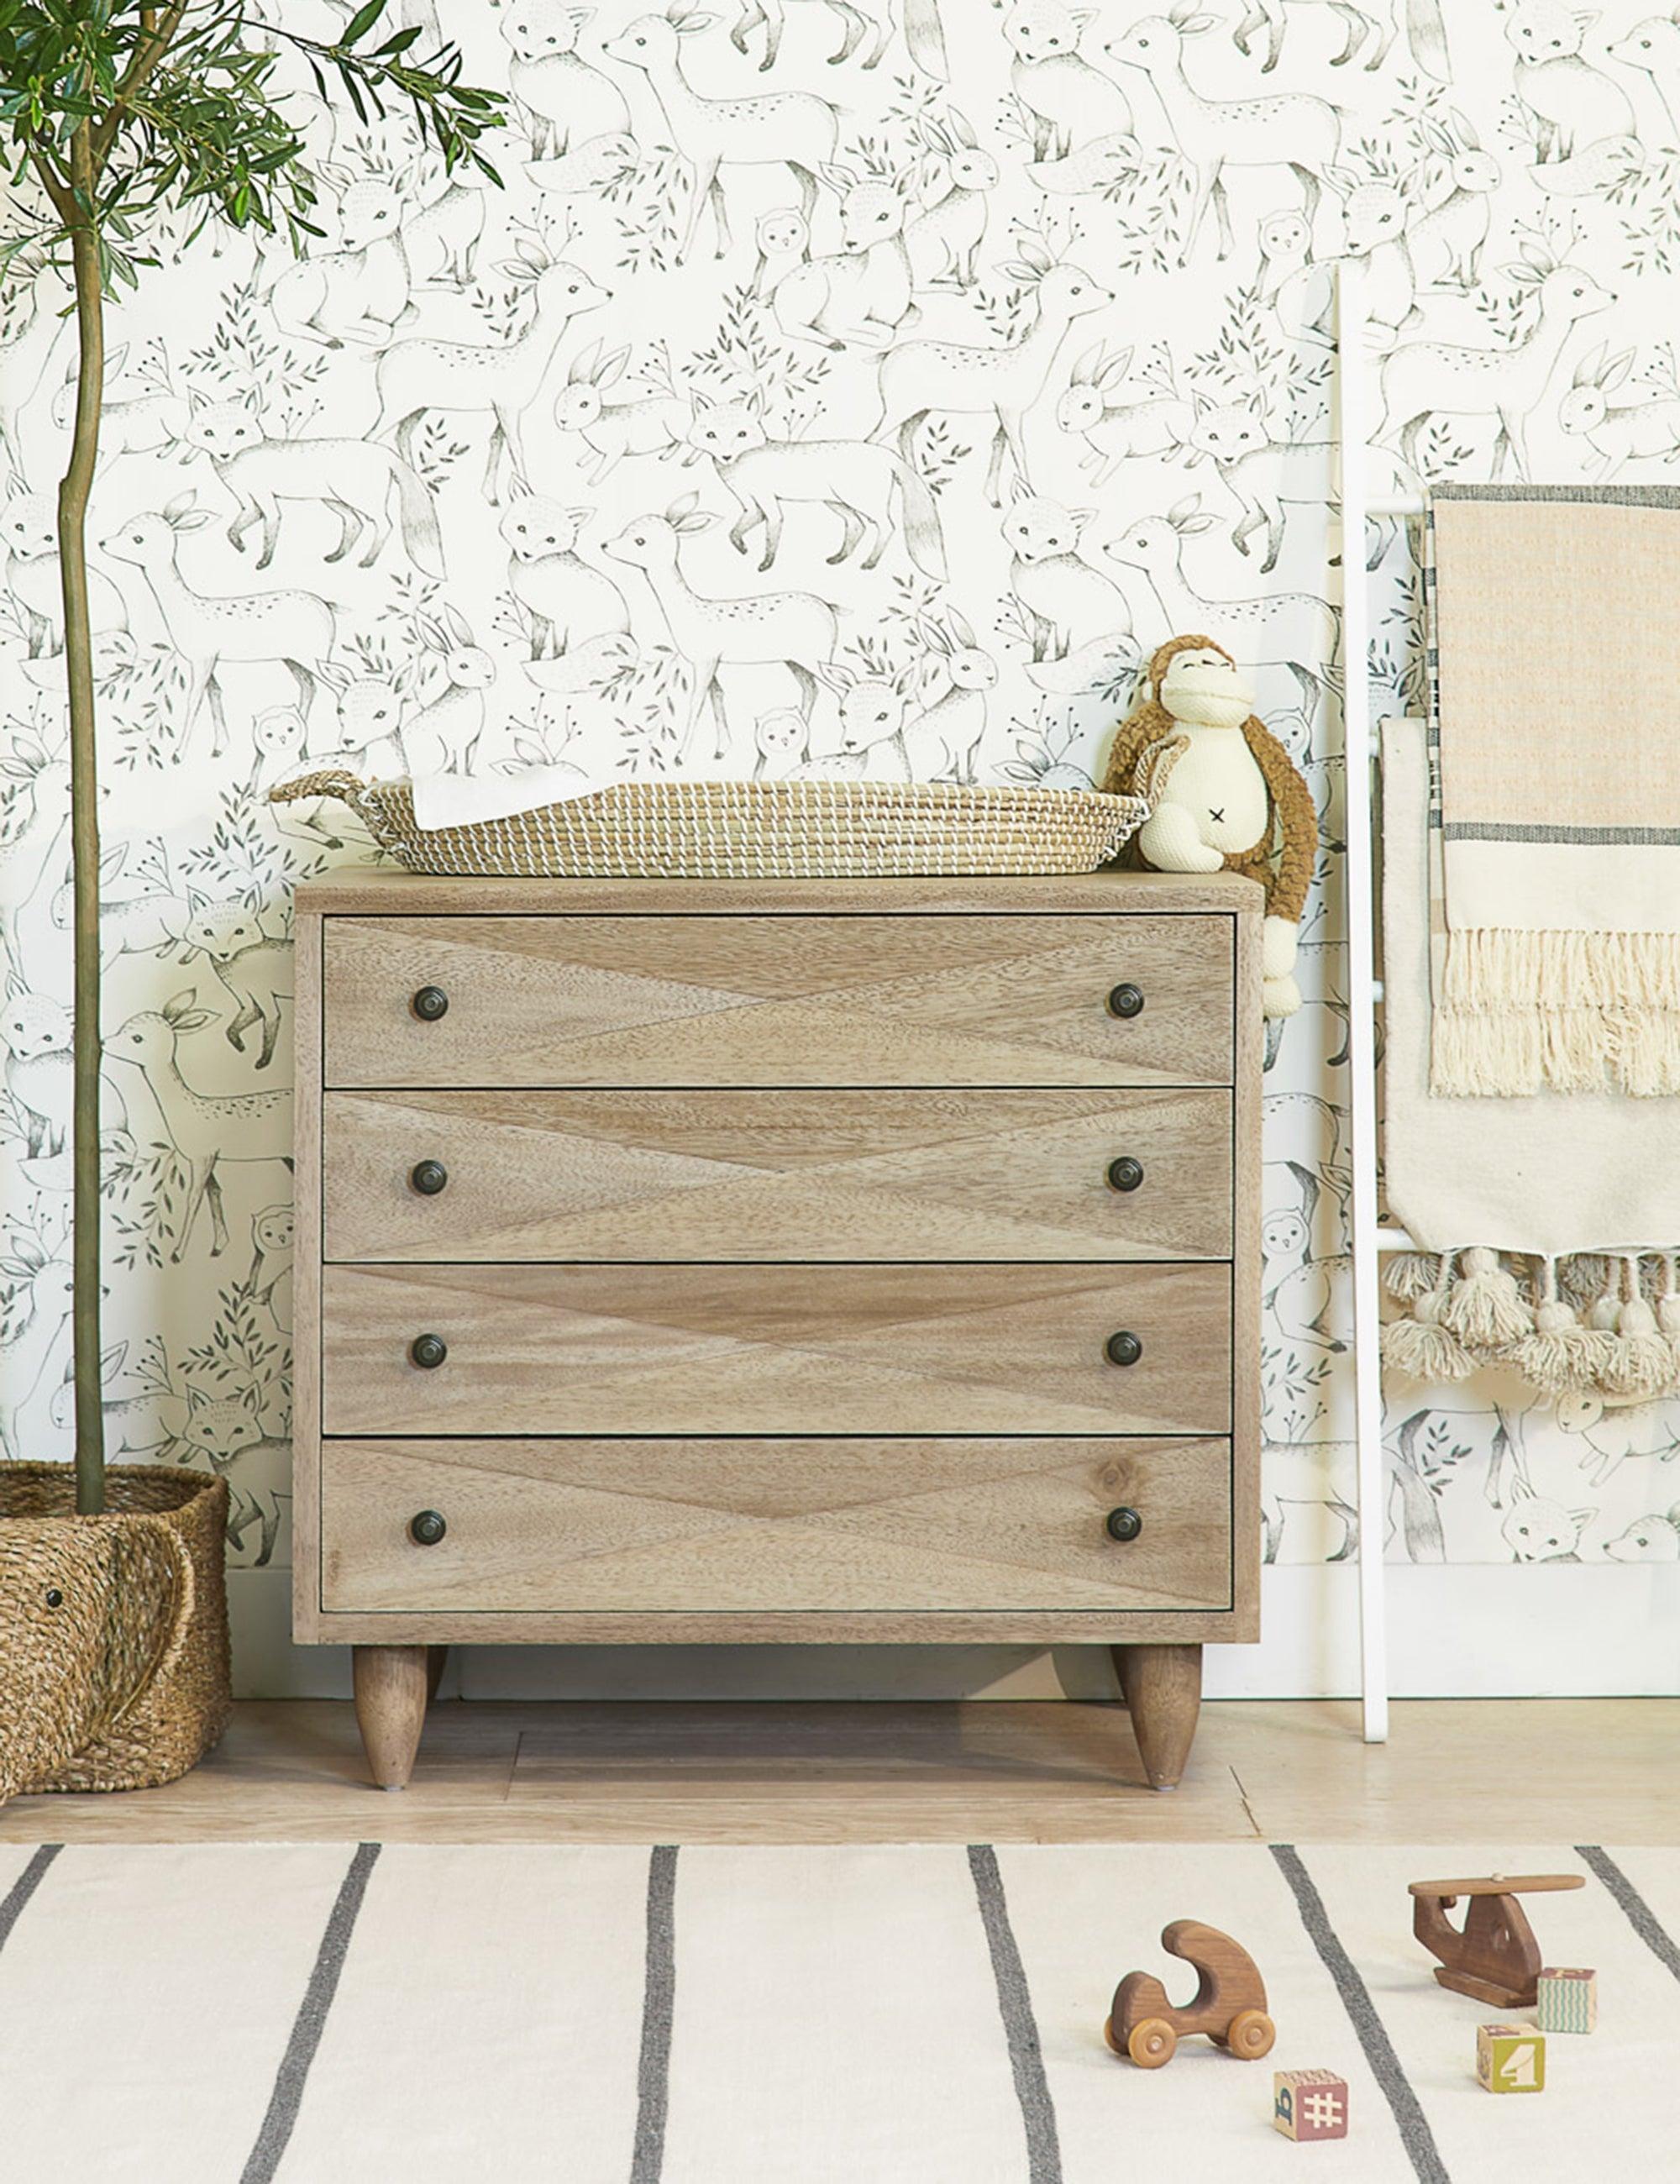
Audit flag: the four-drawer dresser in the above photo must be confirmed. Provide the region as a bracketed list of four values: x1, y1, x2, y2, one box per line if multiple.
[294, 870, 1263, 1792]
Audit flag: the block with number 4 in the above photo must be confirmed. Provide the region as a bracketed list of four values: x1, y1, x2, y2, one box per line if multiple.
[1536, 1969, 1596, 2034]
[1477, 2022, 1546, 2093]
[1273, 2069, 1350, 2140]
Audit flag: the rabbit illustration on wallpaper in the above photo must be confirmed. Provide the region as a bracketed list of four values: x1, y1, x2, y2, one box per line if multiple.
[601, 12, 839, 259]
[50, 1343, 189, 1462]
[687, 392, 948, 580]
[1105, 13, 1342, 265]
[1503, 0, 1633, 164]
[501, 1, 630, 157]
[100, 500, 335, 759]
[772, 161, 917, 351]
[906, 112, 997, 289]
[553, 343, 689, 483]
[1376, 253, 1613, 478]
[50, 840, 195, 974]
[731, 0, 893, 71]
[405, 608, 499, 774]
[1056, 347, 1195, 486]
[1000, 1, 1133, 163]
[49, 344, 187, 458]
[603, 496, 839, 762]
[1559, 344, 1680, 479]
[184, 394, 446, 578]
[900, 610, 996, 782]
[500, 493, 633, 659]
[1409, 112, 1499, 291]
[1556, 1387, 1680, 1490]
[871, 249, 1112, 505]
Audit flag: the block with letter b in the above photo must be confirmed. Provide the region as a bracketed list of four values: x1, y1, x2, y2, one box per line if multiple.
[1536, 1968, 1596, 2034]
[1477, 2022, 1546, 2093]
[1273, 2069, 1349, 2140]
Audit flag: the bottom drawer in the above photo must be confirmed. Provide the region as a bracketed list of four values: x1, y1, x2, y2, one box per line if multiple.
[320, 1437, 1232, 1615]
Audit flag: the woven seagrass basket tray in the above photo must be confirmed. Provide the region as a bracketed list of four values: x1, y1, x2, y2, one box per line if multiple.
[270, 769, 1147, 879]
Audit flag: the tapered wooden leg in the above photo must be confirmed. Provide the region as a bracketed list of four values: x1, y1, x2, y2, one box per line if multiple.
[353, 1644, 429, 1791]
[1113, 1642, 1203, 1791]
[426, 1645, 449, 1703]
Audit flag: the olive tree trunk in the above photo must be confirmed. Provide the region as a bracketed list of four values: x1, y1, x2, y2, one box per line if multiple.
[55, 120, 107, 1516]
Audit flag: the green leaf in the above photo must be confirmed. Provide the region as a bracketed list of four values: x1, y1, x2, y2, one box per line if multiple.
[341, 0, 386, 45]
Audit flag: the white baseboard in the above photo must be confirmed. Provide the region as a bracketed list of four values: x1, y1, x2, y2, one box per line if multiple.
[230, 1563, 1680, 1702]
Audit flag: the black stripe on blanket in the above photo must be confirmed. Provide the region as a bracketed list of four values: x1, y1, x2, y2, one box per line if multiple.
[1270, 1845, 1452, 2184]
[968, 1845, 1063, 2184]
[630, 1845, 679, 2184]
[241, 1841, 381, 2184]
[1578, 1845, 1680, 1982]
[0, 1845, 61, 1952]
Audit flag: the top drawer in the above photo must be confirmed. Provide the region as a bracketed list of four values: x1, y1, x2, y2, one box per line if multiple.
[323, 914, 1235, 1088]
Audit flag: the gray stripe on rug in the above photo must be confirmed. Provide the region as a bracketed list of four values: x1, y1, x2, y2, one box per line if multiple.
[0, 1845, 61, 1951]
[630, 1844, 679, 2184]
[241, 1841, 381, 2184]
[1270, 1845, 1451, 2184]
[968, 1845, 1063, 2184]
[1578, 1845, 1680, 1982]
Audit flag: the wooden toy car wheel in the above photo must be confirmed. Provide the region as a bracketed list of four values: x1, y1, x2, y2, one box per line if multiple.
[1226, 2008, 1276, 2061]
[1126, 2017, 1179, 2069]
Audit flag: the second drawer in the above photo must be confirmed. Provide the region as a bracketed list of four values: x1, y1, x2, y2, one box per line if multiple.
[320, 1262, 1232, 1437]
[321, 1088, 1234, 1263]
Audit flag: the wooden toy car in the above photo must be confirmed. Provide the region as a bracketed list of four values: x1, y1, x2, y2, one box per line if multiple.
[1105, 1919, 1277, 2069]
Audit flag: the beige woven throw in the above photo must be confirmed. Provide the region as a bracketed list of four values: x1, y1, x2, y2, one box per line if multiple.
[1427, 483, 1680, 1097]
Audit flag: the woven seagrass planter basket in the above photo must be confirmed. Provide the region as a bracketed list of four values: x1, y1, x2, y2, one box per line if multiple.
[0, 1464, 232, 1804]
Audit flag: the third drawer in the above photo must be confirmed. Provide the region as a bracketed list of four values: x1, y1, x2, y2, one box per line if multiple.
[319, 1261, 1232, 1438]
[321, 1088, 1235, 1263]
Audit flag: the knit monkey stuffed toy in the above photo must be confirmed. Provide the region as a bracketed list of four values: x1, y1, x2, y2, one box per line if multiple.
[1102, 633, 1318, 1019]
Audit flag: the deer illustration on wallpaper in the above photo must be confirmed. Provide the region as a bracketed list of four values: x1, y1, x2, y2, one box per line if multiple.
[100, 501, 334, 758]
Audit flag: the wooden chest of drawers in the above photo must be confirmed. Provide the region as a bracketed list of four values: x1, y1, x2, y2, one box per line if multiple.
[294, 871, 1263, 1791]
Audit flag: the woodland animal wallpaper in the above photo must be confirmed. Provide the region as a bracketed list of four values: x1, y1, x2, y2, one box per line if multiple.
[7, 0, 1680, 1680]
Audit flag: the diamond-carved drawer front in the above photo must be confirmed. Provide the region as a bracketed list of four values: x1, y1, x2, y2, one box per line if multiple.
[323, 913, 1235, 1088]
[320, 1438, 1233, 1616]
[319, 1263, 1232, 1438]
[321, 1088, 1235, 1263]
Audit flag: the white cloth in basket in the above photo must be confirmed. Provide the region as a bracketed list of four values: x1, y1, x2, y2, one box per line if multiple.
[410, 765, 606, 832]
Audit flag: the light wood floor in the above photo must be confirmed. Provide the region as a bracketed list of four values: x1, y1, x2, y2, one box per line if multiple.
[3, 1699, 1675, 1843]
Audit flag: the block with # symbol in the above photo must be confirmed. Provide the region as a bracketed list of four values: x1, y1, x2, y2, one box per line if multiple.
[1536, 1969, 1596, 2034]
[1477, 2023, 1546, 2094]
[1273, 2069, 1349, 2141]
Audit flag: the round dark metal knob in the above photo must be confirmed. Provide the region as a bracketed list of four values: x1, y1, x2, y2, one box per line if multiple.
[1106, 1156, 1145, 1194]
[1105, 1329, 1143, 1368]
[409, 1332, 449, 1370]
[409, 1509, 448, 1547]
[410, 1159, 449, 1196]
[1106, 981, 1145, 1020]
[412, 984, 449, 1021]
[1105, 1506, 1143, 1544]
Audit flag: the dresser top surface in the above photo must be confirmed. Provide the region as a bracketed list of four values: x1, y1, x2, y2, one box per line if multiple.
[294, 869, 1263, 917]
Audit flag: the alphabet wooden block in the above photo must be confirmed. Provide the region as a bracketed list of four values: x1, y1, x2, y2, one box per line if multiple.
[1273, 2069, 1349, 2140]
[1477, 2022, 1546, 2094]
[1536, 1968, 1596, 2034]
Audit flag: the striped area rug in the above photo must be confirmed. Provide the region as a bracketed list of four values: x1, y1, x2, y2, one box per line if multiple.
[1, 1843, 1675, 2181]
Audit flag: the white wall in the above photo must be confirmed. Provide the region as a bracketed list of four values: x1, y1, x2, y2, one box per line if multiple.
[4, 0, 1679, 1699]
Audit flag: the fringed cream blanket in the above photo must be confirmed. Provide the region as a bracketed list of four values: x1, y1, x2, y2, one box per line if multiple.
[1426, 483, 1680, 1097]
